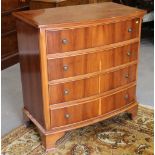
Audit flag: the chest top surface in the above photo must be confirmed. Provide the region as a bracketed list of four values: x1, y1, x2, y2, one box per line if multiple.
[13, 2, 145, 28]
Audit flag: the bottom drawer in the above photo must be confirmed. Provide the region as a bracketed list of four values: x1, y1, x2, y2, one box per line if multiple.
[50, 99, 99, 128]
[101, 86, 136, 114]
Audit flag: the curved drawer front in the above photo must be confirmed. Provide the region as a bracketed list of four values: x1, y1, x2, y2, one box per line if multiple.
[46, 18, 140, 54]
[50, 86, 136, 128]
[48, 52, 100, 81]
[47, 43, 138, 81]
[101, 86, 136, 114]
[50, 99, 99, 128]
[49, 76, 99, 104]
[100, 64, 137, 92]
[100, 43, 138, 70]
[49, 64, 136, 104]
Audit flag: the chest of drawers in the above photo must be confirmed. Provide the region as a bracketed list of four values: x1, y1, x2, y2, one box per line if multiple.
[14, 2, 145, 151]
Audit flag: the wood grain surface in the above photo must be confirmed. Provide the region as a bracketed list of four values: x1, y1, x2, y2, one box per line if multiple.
[46, 19, 140, 54]
[14, 2, 145, 151]
[13, 2, 145, 28]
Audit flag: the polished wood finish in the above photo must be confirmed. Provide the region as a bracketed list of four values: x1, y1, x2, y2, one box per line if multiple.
[49, 76, 99, 104]
[39, 131, 65, 151]
[14, 3, 145, 151]
[51, 99, 99, 128]
[101, 86, 136, 114]
[14, 2, 145, 28]
[100, 64, 137, 92]
[1, 0, 29, 69]
[48, 43, 138, 81]
[16, 20, 45, 127]
[48, 52, 99, 80]
[49, 65, 136, 104]
[46, 19, 140, 54]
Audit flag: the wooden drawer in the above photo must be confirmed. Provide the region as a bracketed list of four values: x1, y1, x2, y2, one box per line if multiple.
[2, 32, 18, 58]
[49, 76, 99, 104]
[101, 43, 138, 70]
[100, 64, 137, 92]
[50, 99, 99, 128]
[2, 14, 16, 34]
[101, 86, 136, 114]
[48, 52, 100, 81]
[46, 18, 140, 54]
[47, 43, 138, 81]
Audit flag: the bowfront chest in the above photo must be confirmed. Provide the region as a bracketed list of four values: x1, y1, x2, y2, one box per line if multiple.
[13, 2, 145, 151]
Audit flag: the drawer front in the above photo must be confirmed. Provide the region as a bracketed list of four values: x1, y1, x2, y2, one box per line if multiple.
[101, 43, 138, 70]
[46, 18, 140, 54]
[101, 86, 136, 114]
[49, 76, 99, 104]
[47, 43, 138, 81]
[2, 14, 16, 34]
[2, 32, 18, 57]
[50, 99, 99, 128]
[100, 64, 137, 92]
[48, 52, 99, 81]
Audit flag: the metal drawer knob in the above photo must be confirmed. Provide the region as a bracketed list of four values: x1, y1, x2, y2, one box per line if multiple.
[64, 89, 69, 95]
[124, 74, 129, 78]
[127, 51, 131, 56]
[124, 94, 129, 100]
[62, 39, 68, 44]
[128, 28, 132, 32]
[63, 65, 68, 71]
[65, 114, 70, 119]
[136, 20, 139, 24]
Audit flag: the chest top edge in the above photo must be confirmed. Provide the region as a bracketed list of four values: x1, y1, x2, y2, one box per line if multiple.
[13, 2, 146, 29]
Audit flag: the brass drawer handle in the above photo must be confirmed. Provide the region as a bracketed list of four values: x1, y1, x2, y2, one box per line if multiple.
[63, 65, 68, 71]
[127, 51, 131, 56]
[128, 28, 132, 32]
[64, 89, 69, 95]
[124, 94, 129, 100]
[62, 39, 68, 44]
[65, 114, 70, 119]
[124, 74, 129, 78]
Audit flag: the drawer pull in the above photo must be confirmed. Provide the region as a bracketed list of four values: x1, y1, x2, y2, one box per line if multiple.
[63, 65, 68, 71]
[127, 51, 131, 56]
[124, 94, 129, 100]
[124, 74, 129, 78]
[64, 89, 69, 95]
[65, 114, 70, 119]
[136, 20, 139, 24]
[128, 28, 132, 32]
[62, 39, 68, 44]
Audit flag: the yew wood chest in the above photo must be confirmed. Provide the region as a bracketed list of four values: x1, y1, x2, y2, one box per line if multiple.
[13, 2, 145, 151]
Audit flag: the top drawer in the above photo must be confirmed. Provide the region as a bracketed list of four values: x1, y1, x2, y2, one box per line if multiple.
[46, 18, 140, 54]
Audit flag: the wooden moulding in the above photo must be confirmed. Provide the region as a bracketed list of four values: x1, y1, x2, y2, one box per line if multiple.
[13, 2, 146, 29]
[23, 102, 138, 151]
[47, 38, 140, 59]
[48, 61, 138, 85]
[50, 82, 136, 109]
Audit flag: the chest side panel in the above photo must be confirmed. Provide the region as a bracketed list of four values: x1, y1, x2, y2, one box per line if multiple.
[16, 20, 45, 128]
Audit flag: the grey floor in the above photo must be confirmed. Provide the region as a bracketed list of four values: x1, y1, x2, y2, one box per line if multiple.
[1, 38, 154, 137]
